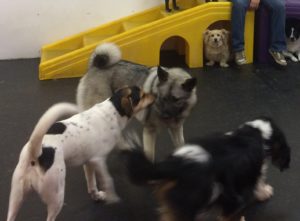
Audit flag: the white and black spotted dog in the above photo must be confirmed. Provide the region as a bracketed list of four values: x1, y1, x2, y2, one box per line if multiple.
[124, 117, 291, 221]
[6, 86, 154, 221]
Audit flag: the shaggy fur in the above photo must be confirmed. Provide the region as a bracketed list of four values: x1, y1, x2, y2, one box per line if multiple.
[76, 43, 197, 161]
[204, 29, 231, 67]
[124, 117, 291, 221]
[283, 18, 300, 62]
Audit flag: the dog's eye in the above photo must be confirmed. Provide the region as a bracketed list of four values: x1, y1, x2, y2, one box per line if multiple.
[217, 34, 220, 37]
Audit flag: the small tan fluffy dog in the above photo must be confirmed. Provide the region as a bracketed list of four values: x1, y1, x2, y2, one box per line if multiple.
[204, 29, 230, 67]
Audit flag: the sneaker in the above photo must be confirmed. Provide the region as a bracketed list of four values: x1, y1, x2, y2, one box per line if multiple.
[269, 49, 287, 66]
[235, 51, 247, 65]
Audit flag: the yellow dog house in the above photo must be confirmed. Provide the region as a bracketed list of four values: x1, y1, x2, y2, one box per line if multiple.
[39, 1, 254, 80]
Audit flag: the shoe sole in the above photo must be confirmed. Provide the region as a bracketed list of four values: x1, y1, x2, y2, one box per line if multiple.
[269, 50, 287, 66]
[236, 60, 247, 65]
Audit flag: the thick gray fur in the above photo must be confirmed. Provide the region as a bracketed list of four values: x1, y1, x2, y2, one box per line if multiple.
[77, 43, 197, 161]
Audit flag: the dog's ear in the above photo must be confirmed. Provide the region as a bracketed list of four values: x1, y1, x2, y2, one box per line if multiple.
[270, 127, 291, 171]
[203, 30, 210, 42]
[204, 30, 210, 36]
[221, 29, 229, 36]
[182, 77, 197, 92]
[111, 87, 133, 117]
[128, 86, 141, 106]
[221, 29, 230, 39]
[271, 142, 291, 172]
[221, 29, 229, 42]
[157, 66, 169, 82]
[121, 96, 133, 117]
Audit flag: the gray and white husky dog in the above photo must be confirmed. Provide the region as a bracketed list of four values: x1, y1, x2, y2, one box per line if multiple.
[77, 43, 197, 160]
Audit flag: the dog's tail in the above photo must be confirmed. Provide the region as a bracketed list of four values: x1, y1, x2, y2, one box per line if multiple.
[90, 43, 121, 69]
[28, 102, 79, 158]
[122, 148, 182, 185]
[122, 149, 161, 185]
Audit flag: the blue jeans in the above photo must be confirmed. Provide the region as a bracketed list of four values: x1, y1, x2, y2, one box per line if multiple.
[231, 0, 286, 52]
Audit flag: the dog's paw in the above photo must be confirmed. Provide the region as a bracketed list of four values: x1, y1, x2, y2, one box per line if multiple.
[220, 62, 229, 68]
[291, 56, 298, 62]
[90, 190, 107, 201]
[206, 61, 215, 66]
[255, 184, 274, 201]
[217, 215, 246, 221]
[240, 216, 246, 221]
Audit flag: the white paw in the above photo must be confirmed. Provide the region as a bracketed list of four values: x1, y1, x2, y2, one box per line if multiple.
[255, 184, 274, 201]
[217, 215, 246, 221]
[206, 61, 214, 66]
[291, 56, 298, 62]
[90, 190, 120, 203]
[220, 63, 229, 67]
[91, 190, 107, 201]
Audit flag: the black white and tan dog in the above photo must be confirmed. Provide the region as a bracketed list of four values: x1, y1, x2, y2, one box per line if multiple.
[124, 117, 291, 221]
[283, 18, 300, 62]
[77, 43, 197, 161]
[6, 86, 154, 221]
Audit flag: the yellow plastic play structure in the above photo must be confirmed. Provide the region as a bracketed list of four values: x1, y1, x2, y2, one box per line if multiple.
[39, 1, 254, 80]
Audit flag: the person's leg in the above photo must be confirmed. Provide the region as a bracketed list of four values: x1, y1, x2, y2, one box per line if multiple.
[261, 0, 287, 65]
[231, 0, 249, 64]
[261, 0, 286, 52]
[231, 0, 249, 52]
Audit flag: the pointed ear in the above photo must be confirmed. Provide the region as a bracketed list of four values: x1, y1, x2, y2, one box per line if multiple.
[182, 78, 197, 92]
[121, 97, 133, 117]
[157, 66, 169, 82]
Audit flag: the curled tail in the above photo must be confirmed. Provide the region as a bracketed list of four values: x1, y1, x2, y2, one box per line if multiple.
[29, 102, 79, 158]
[90, 43, 121, 69]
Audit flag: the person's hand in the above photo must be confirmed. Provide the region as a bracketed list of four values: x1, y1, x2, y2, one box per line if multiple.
[249, 0, 260, 10]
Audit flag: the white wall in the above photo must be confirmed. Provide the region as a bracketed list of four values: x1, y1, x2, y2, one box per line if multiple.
[0, 0, 162, 59]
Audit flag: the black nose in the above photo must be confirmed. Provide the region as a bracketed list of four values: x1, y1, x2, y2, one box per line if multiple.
[214, 38, 218, 42]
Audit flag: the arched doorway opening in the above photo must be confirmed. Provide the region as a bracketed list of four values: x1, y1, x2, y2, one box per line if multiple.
[159, 36, 188, 67]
